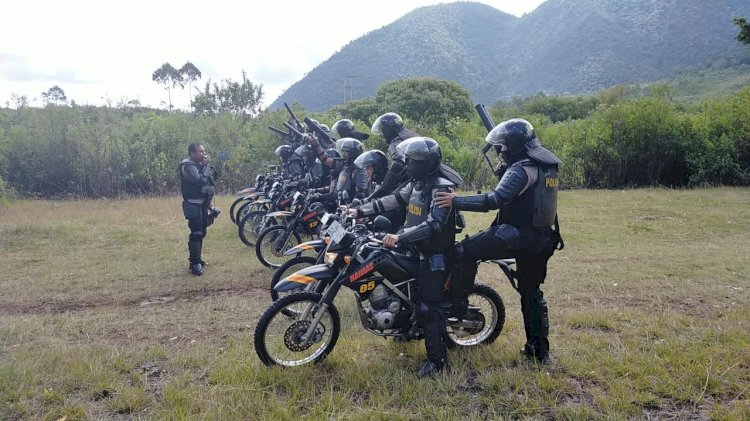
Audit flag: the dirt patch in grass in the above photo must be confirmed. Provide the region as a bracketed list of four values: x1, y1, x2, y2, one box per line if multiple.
[0, 282, 271, 316]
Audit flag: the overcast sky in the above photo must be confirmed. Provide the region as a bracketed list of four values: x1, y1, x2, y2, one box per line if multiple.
[0, 0, 546, 109]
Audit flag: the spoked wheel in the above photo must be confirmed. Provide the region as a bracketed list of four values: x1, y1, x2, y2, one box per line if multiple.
[235, 200, 265, 226]
[255, 225, 303, 268]
[254, 292, 340, 367]
[229, 197, 245, 224]
[445, 283, 505, 348]
[238, 210, 275, 247]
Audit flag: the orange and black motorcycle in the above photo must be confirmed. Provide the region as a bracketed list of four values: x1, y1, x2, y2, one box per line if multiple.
[254, 216, 507, 367]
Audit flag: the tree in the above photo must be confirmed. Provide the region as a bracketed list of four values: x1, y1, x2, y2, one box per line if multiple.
[735, 17, 750, 45]
[179, 62, 202, 111]
[41, 85, 67, 105]
[193, 70, 264, 118]
[374, 77, 474, 130]
[151, 63, 182, 110]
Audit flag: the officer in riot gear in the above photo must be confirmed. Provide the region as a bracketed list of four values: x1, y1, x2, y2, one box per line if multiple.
[332, 138, 369, 204]
[354, 149, 388, 187]
[351, 137, 464, 377]
[275, 145, 303, 178]
[330, 119, 370, 141]
[355, 149, 405, 232]
[368, 112, 419, 200]
[179, 143, 216, 276]
[435, 118, 562, 364]
[295, 145, 316, 175]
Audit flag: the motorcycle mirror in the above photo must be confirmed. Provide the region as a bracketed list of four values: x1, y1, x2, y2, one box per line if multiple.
[372, 215, 392, 232]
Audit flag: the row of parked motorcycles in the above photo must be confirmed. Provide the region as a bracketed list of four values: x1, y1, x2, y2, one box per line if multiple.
[230, 110, 519, 368]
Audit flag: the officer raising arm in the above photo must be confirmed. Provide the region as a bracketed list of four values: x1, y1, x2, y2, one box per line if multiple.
[434, 119, 562, 364]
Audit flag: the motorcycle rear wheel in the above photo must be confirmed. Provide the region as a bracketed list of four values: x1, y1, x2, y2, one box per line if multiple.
[445, 283, 505, 348]
[254, 292, 340, 367]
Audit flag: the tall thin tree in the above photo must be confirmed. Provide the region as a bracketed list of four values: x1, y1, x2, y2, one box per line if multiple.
[179, 62, 202, 112]
[152, 63, 182, 110]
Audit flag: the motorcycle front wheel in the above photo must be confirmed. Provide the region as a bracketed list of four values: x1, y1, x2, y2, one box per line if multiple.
[445, 283, 505, 348]
[255, 225, 303, 268]
[254, 292, 340, 367]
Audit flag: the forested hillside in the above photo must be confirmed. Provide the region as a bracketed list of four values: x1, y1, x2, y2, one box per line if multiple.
[271, 0, 750, 111]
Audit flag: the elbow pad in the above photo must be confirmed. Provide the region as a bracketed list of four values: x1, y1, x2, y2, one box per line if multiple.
[398, 222, 433, 244]
[453, 194, 490, 212]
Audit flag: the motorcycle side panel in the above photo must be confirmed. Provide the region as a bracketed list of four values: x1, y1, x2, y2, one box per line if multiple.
[275, 264, 335, 292]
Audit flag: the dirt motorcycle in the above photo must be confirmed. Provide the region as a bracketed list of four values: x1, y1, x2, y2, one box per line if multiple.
[254, 216, 506, 367]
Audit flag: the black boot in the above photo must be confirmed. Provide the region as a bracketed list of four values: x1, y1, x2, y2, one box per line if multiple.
[416, 303, 448, 377]
[520, 289, 550, 364]
[188, 240, 203, 276]
[418, 357, 449, 378]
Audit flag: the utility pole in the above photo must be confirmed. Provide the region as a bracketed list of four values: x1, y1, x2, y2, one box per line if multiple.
[344, 74, 353, 102]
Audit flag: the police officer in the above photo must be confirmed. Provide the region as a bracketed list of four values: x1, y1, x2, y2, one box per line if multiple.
[350, 137, 464, 377]
[367, 112, 419, 200]
[275, 145, 303, 178]
[179, 143, 216, 276]
[353, 149, 388, 193]
[435, 118, 562, 364]
[333, 138, 369, 204]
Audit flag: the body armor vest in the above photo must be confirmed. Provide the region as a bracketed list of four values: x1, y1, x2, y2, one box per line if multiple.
[405, 183, 430, 228]
[499, 163, 558, 229]
[179, 159, 204, 200]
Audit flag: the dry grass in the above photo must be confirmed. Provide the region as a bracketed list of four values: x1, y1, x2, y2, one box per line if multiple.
[1, 188, 749, 420]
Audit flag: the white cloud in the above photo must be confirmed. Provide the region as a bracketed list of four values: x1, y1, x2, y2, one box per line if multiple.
[0, 0, 546, 108]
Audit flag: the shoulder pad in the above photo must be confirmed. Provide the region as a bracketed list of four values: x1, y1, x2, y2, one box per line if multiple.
[432, 177, 456, 187]
[180, 158, 193, 165]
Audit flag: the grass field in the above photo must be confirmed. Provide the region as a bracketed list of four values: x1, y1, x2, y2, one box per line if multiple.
[1, 188, 749, 420]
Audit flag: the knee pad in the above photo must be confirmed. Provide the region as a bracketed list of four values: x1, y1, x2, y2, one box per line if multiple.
[189, 230, 204, 242]
[416, 302, 435, 325]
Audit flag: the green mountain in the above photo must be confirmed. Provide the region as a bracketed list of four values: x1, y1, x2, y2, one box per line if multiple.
[269, 0, 750, 111]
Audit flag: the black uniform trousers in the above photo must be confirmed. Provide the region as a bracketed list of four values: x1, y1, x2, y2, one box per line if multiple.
[455, 226, 553, 358]
[182, 200, 209, 265]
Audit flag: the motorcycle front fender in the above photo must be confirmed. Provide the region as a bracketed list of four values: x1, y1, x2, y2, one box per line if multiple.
[275, 264, 335, 292]
[283, 239, 325, 256]
[266, 211, 293, 219]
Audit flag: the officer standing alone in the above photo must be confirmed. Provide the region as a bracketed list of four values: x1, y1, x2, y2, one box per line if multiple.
[179, 143, 216, 276]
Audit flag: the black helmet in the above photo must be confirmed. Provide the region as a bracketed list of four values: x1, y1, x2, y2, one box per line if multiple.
[331, 119, 369, 141]
[275, 145, 293, 160]
[335, 137, 364, 162]
[486, 118, 536, 155]
[294, 145, 314, 163]
[331, 119, 355, 139]
[371, 112, 405, 142]
[316, 148, 340, 163]
[396, 137, 442, 176]
[354, 150, 388, 182]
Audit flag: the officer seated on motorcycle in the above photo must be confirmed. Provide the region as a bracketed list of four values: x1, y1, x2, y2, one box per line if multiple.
[354, 149, 403, 233]
[367, 112, 419, 200]
[275, 144, 303, 179]
[434, 118, 563, 364]
[348, 137, 464, 378]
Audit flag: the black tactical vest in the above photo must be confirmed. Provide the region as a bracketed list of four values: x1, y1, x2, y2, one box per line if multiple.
[499, 163, 558, 229]
[179, 159, 204, 200]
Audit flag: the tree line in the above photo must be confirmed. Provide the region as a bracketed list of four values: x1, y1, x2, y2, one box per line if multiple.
[1, 77, 748, 202]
